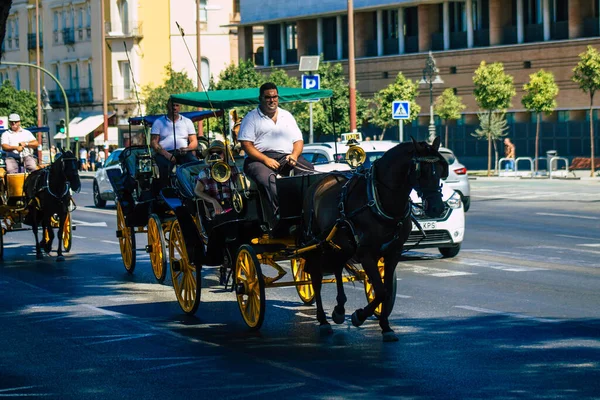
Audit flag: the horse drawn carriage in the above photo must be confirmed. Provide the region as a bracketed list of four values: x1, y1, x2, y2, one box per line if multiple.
[0, 126, 79, 260]
[110, 110, 221, 283]
[156, 88, 449, 340]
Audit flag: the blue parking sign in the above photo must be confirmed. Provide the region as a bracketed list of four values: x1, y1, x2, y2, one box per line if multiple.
[392, 101, 410, 120]
[302, 74, 320, 90]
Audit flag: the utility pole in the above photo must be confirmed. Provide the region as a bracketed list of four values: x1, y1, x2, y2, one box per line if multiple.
[347, 0, 357, 132]
[196, 0, 204, 137]
[35, 0, 42, 161]
[100, 0, 109, 159]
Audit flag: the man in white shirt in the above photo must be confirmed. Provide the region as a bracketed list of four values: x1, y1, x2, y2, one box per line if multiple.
[238, 82, 314, 211]
[150, 98, 198, 185]
[1, 113, 39, 173]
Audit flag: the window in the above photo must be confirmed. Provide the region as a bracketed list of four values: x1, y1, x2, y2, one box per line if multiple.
[75, 64, 80, 89]
[78, 8, 83, 28]
[119, 0, 130, 34]
[120, 61, 131, 98]
[200, 0, 207, 22]
[285, 23, 297, 50]
[54, 64, 60, 89]
[88, 63, 93, 88]
[15, 70, 20, 90]
[68, 64, 74, 89]
[54, 11, 59, 31]
[201, 58, 210, 90]
[233, 0, 240, 14]
[86, 4, 91, 28]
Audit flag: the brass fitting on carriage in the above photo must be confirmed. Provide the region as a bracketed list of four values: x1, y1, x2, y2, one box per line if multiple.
[260, 256, 288, 285]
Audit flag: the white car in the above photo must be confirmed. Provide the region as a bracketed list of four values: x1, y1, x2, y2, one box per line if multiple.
[303, 139, 465, 257]
[439, 148, 471, 212]
[93, 148, 123, 208]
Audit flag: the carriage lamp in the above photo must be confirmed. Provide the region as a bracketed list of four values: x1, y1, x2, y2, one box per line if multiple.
[135, 153, 153, 177]
[345, 139, 366, 168]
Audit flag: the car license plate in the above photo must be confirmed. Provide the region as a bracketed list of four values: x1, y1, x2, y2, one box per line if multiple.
[413, 221, 436, 230]
[345, 133, 361, 141]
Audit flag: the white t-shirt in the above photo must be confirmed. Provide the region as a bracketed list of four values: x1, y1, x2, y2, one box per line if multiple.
[1, 128, 36, 157]
[150, 114, 196, 151]
[237, 107, 303, 154]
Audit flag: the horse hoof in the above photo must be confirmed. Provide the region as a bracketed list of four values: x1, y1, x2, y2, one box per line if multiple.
[331, 308, 345, 325]
[319, 323, 333, 335]
[351, 311, 364, 327]
[56, 256, 65, 262]
[382, 331, 399, 342]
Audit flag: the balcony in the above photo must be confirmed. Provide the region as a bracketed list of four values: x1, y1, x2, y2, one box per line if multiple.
[431, 32, 444, 51]
[584, 17, 599, 37]
[450, 31, 467, 50]
[47, 89, 63, 106]
[105, 21, 143, 39]
[474, 29, 489, 47]
[63, 28, 75, 45]
[80, 87, 93, 104]
[503, 26, 518, 44]
[405, 35, 418, 53]
[66, 88, 80, 104]
[525, 23, 543, 43]
[551, 21, 568, 40]
[27, 33, 43, 50]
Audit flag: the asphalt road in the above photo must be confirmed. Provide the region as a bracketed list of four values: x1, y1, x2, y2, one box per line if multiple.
[0, 178, 598, 399]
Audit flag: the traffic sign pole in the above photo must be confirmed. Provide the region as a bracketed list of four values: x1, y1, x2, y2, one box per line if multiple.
[309, 102, 314, 144]
[399, 119, 403, 143]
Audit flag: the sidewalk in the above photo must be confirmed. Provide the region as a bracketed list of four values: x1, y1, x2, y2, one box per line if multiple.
[469, 170, 600, 181]
[79, 171, 96, 180]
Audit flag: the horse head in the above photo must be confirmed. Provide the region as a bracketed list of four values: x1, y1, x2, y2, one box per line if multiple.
[56, 147, 81, 193]
[409, 136, 448, 218]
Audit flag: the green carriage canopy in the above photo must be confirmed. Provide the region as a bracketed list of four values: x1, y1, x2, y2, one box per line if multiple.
[170, 87, 333, 110]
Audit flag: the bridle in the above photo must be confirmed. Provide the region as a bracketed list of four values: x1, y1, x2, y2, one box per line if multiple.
[45, 153, 80, 198]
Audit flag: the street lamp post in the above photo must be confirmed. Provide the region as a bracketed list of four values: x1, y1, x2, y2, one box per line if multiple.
[419, 51, 443, 143]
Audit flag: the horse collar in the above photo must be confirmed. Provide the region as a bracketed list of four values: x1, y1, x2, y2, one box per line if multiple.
[46, 171, 70, 199]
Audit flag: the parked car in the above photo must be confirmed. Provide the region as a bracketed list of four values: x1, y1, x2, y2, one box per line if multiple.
[438, 147, 471, 212]
[302, 138, 465, 257]
[93, 148, 123, 208]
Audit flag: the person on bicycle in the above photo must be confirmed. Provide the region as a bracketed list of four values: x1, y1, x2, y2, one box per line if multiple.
[237, 82, 314, 212]
[150, 98, 198, 185]
[1, 114, 39, 173]
[194, 140, 241, 218]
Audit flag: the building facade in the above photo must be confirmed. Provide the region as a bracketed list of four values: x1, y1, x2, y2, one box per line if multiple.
[1, 0, 241, 147]
[237, 0, 600, 167]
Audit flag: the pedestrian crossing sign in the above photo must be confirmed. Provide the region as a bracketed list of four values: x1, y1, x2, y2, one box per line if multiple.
[392, 101, 410, 120]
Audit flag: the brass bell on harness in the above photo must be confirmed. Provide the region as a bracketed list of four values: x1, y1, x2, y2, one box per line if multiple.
[345, 139, 366, 168]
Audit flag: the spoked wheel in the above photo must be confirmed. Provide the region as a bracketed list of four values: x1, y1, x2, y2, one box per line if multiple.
[235, 245, 265, 330]
[364, 258, 397, 319]
[291, 258, 315, 305]
[169, 219, 201, 315]
[62, 212, 72, 253]
[117, 202, 136, 273]
[147, 214, 167, 283]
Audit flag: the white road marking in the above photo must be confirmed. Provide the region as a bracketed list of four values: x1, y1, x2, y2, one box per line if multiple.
[455, 305, 563, 323]
[398, 263, 476, 277]
[556, 234, 599, 240]
[73, 333, 154, 345]
[577, 243, 600, 247]
[519, 245, 600, 256]
[218, 383, 306, 400]
[439, 257, 547, 272]
[71, 219, 108, 227]
[0, 386, 54, 397]
[73, 235, 86, 239]
[102, 240, 120, 245]
[536, 212, 600, 220]
[74, 207, 116, 216]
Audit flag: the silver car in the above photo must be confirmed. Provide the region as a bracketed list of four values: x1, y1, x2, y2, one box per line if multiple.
[439, 147, 471, 212]
[93, 148, 123, 208]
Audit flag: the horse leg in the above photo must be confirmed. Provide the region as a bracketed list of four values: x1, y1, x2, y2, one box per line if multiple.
[42, 220, 53, 254]
[378, 255, 400, 342]
[31, 212, 42, 260]
[331, 265, 347, 324]
[55, 214, 65, 262]
[352, 257, 386, 328]
[310, 269, 332, 334]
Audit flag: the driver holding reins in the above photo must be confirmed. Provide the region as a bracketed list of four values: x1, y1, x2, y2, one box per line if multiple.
[1, 113, 39, 173]
[151, 98, 198, 185]
[238, 82, 314, 212]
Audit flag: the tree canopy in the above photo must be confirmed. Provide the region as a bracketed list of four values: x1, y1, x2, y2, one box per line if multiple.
[434, 88, 466, 147]
[572, 45, 600, 102]
[368, 72, 421, 131]
[143, 63, 197, 116]
[473, 61, 515, 112]
[0, 80, 38, 128]
[522, 69, 558, 114]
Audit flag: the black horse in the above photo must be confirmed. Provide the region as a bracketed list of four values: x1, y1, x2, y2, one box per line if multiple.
[301, 137, 449, 341]
[23, 149, 81, 261]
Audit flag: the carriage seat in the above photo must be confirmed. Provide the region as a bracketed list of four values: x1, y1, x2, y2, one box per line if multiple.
[175, 160, 206, 199]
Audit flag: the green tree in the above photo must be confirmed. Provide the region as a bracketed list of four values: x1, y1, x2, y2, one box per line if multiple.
[473, 61, 516, 176]
[572, 45, 600, 176]
[522, 69, 559, 172]
[472, 111, 509, 173]
[142, 63, 196, 115]
[210, 59, 264, 91]
[0, 80, 38, 127]
[368, 72, 421, 141]
[434, 88, 466, 148]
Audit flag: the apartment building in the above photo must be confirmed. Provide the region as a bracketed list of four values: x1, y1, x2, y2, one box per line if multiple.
[236, 0, 600, 166]
[1, 0, 241, 146]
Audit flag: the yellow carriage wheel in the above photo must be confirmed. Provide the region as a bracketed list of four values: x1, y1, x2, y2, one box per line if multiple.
[169, 219, 201, 315]
[235, 245, 265, 330]
[62, 212, 72, 253]
[291, 258, 315, 305]
[363, 258, 397, 319]
[117, 202, 136, 273]
[147, 213, 167, 283]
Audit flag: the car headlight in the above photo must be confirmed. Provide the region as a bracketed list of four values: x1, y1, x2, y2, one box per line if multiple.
[446, 191, 462, 209]
[411, 204, 425, 216]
